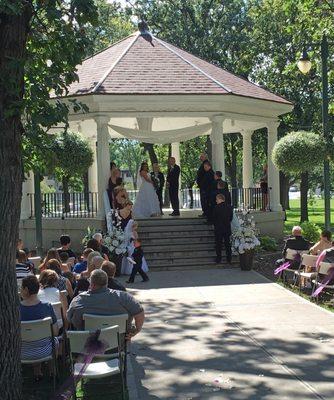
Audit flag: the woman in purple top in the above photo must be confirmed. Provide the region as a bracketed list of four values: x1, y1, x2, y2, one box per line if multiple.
[20, 275, 59, 381]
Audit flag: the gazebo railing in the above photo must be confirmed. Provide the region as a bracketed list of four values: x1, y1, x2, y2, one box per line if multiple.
[28, 192, 98, 218]
[27, 187, 269, 219]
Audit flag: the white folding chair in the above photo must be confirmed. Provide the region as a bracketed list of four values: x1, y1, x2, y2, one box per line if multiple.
[67, 326, 125, 400]
[28, 256, 41, 272]
[312, 262, 334, 301]
[21, 317, 57, 390]
[83, 314, 129, 381]
[294, 254, 318, 292]
[281, 249, 308, 284]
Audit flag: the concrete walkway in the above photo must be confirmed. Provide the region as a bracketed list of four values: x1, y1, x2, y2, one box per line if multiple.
[122, 269, 334, 400]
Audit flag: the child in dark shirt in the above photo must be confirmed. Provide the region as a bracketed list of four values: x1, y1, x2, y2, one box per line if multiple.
[126, 240, 149, 283]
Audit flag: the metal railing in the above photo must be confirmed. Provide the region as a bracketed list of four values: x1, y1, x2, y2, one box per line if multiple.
[28, 192, 98, 219]
[27, 187, 270, 219]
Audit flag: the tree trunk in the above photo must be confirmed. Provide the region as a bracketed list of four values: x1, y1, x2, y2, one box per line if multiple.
[142, 142, 158, 165]
[62, 176, 71, 213]
[300, 172, 309, 223]
[230, 139, 238, 188]
[188, 184, 194, 209]
[280, 171, 290, 211]
[0, 5, 32, 399]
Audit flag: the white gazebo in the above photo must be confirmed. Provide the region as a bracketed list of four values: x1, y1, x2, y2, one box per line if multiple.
[20, 28, 293, 249]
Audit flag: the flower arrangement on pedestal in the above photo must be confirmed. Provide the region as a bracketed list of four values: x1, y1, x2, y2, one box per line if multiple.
[232, 210, 260, 270]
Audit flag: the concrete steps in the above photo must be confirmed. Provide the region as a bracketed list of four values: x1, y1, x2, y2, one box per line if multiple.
[138, 216, 235, 270]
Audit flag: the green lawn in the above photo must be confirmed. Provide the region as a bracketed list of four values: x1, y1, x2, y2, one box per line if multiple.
[285, 198, 334, 233]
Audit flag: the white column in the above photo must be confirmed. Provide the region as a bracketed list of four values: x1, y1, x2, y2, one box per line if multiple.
[210, 116, 225, 178]
[95, 115, 111, 219]
[88, 137, 98, 193]
[21, 171, 34, 220]
[241, 130, 254, 188]
[267, 122, 282, 211]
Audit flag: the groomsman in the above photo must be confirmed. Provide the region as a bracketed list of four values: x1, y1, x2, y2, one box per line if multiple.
[167, 157, 180, 216]
[151, 162, 165, 213]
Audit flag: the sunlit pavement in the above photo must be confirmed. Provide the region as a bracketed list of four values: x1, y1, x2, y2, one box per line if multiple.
[120, 269, 334, 400]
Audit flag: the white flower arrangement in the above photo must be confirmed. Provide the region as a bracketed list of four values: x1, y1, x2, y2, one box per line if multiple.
[232, 210, 260, 254]
[104, 211, 127, 256]
[82, 212, 127, 257]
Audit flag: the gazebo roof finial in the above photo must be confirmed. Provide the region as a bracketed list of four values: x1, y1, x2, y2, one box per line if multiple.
[138, 20, 154, 47]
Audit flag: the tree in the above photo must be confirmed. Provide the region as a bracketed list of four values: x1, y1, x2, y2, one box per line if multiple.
[0, 2, 97, 398]
[272, 131, 326, 222]
[50, 132, 93, 211]
[110, 139, 145, 189]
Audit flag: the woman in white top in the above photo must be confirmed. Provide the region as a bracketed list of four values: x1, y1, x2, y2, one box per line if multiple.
[38, 269, 68, 327]
[133, 162, 161, 218]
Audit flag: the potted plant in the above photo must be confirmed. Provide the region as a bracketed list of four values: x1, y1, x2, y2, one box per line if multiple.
[232, 210, 260, 270]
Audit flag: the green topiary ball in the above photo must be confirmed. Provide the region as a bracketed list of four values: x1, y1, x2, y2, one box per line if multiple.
[272, 131, 326, 174]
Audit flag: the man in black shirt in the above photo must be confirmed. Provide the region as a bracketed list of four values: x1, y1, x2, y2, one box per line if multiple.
[57, 234, 77, 261]
[196, 153, 209, 216]
[167, 157, 181, 216]
[276, 226, 311, 269]
[213, 194, 233, 264]
[200, 160, 215, 219]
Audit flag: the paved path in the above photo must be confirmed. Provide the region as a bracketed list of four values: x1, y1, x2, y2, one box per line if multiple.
[122, 269, 334, 400]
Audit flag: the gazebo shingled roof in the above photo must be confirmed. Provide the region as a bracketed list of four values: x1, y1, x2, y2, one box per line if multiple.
[65, 32, 291, 105]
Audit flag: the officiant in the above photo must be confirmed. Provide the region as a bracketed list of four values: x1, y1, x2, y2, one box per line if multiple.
[151, 163, 165, 213]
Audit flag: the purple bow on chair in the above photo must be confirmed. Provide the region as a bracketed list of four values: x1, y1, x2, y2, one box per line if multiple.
[274, 253, 301, 275]
[312, 266, 334, 298]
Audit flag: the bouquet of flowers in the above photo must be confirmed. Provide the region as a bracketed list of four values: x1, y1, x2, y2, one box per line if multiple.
[150, 173, 160, 191]
[231, 210, 260, 254]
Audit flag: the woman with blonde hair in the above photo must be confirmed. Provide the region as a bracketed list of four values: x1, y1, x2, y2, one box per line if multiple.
[39, 248, 61, 272]
[45, 258, 74, 299]
[74, 252, 103, 295]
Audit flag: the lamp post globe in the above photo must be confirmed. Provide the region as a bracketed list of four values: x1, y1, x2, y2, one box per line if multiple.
[297, 50, 312, 74]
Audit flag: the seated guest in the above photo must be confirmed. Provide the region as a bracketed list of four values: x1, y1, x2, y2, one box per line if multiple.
[86, 238, 108, 260]
[101, 261, 126, 291]
[73, 248, 94, 274]
[92, 233, 111, 260]
[59, 252, 71, 273]
[17, 238, 24, 251]
[310, 230, 332, 255]
[38, 269, 61, 304]
[16, 250, 33, 280]
[17, 249, 34, 273]
[57, 234, 77, 261]
[46, 259, 74, 299]
[39, 248, 62, 272]
[63, 271, 76, 291]
[73, 251, 102, 296]
[67, 269, 145, 338]
[20, 275, 59, 381]
[276, 226, 311, 269]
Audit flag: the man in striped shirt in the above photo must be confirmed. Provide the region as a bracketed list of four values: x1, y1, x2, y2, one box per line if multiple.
[16, 250, 33, 279]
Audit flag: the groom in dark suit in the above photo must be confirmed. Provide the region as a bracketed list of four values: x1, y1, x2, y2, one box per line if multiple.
[167, 157, 180, 216]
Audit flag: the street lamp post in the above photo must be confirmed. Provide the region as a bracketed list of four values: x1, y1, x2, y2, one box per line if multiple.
[298, 34, 331, 230]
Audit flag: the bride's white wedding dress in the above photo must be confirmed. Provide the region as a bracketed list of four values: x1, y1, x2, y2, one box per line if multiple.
[133, 172, 161, 218]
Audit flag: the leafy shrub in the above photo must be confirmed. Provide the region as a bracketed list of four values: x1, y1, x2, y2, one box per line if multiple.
[260, 236, 278, 251]
[301, 221, 321, 243]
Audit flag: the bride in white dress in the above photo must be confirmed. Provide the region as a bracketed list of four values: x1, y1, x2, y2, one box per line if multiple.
[133, 162, 161, 218]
